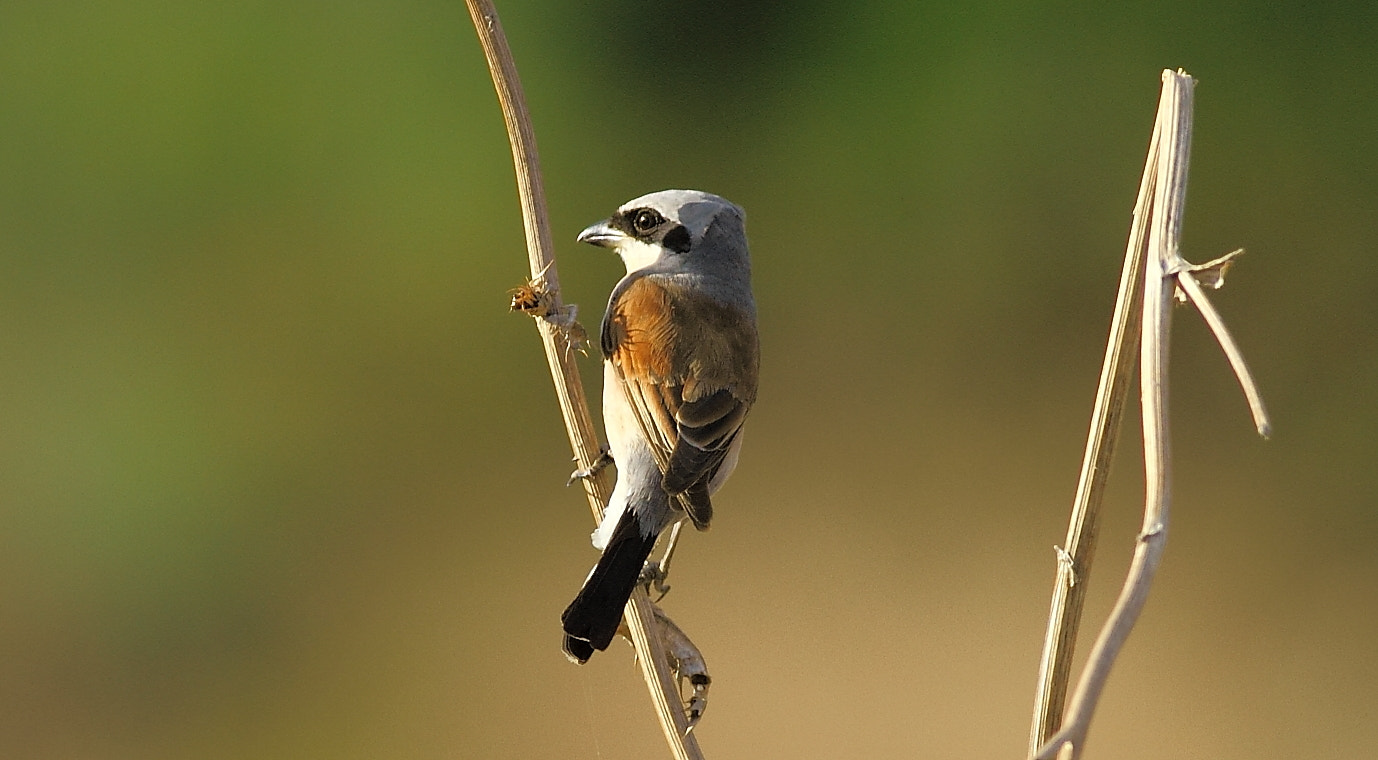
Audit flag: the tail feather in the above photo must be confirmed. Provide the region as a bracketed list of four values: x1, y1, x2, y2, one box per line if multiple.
[561, 510, 658, 663]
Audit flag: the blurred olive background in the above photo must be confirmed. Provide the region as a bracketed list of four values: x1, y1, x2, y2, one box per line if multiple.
[1, 1, 1374, 758]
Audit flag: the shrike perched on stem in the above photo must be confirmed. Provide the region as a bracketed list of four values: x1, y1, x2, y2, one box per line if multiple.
[561, 190, 759, 664]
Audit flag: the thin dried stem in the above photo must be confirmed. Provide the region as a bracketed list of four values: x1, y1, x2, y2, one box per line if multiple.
[1034, 65, 1193, 760]
[1036, 68, 1266, 760]
[1175, 264, 1272, 437]
[1036, 71, 1192, 760]
[1027, 81, 1159, 758]
[463, 2, 704, 757]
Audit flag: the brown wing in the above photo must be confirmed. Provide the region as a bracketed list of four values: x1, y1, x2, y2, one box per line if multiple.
[603, 275, 681, 462]
[603, 274, 758, 529]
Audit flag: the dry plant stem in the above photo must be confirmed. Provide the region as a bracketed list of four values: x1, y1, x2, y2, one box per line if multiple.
[463, 0, 607, 510]
[1036, 69, 1195, 760]
[1175, 272, 1271, 437]
[463, 2, 703, 758]
[1026, 100, 1160, 756]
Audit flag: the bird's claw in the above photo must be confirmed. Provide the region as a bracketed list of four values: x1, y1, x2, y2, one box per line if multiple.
[567, 448, 613, 486]
[639, 560, 672, 602]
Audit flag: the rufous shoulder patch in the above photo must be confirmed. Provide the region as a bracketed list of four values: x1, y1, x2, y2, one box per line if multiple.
[606, 277, 677, 381]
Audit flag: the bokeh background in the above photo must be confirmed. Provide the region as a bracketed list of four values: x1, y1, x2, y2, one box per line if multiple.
[1, 1, 1374, 758]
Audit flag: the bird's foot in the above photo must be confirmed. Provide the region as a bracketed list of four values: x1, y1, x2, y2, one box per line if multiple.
[639, 560, 672, 602]
[566, 448, 613, 486]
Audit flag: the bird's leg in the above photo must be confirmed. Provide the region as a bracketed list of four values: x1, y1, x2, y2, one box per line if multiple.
[658, 520, 685, 580]
[566, 447, 613, 486]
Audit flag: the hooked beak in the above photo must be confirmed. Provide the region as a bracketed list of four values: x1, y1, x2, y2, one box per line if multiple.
[576, 220, 625, 248]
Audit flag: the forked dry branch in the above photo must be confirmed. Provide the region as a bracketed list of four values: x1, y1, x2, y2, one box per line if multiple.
[1030, 70, 1270, 760]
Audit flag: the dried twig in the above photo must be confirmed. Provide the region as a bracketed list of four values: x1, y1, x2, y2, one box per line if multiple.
[463, 2, 705, 757]
[1032, 70, 1270, 760]
[1174, 253, 1271, 438]
[1027, 76, 1160, 758]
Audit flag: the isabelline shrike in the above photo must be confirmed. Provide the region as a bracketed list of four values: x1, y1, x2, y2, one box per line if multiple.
[561, 190, 759, 664]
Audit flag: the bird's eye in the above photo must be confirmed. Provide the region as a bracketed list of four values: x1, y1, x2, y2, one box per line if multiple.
[631, 209, 664, 234]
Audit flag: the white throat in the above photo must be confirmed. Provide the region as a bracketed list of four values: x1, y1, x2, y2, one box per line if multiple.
[616, 238, 666, 274]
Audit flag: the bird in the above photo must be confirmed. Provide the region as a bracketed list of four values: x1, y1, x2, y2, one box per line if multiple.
[561, 189, 759, 664]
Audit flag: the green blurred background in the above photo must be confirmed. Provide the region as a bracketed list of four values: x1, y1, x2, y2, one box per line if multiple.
[1, 1, 1374, 758]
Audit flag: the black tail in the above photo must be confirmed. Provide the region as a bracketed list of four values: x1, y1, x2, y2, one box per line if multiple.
[561, 509, 657, 663]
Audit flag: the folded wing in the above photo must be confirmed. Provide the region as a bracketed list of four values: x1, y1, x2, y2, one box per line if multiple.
[603, 274, 757, 529]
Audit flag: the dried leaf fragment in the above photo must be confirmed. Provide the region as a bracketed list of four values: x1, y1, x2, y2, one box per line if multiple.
[1173, 248, 1245, 302]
